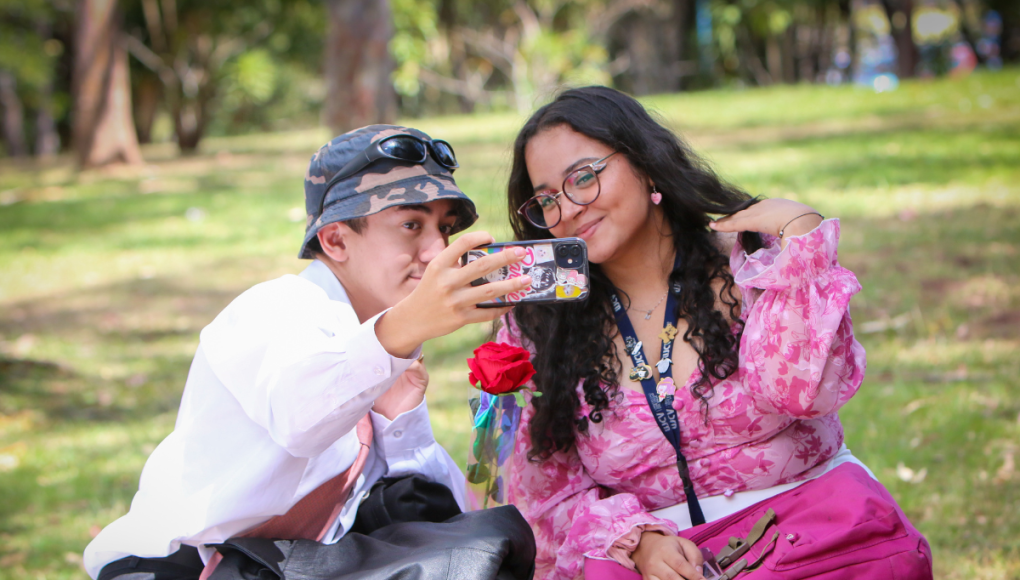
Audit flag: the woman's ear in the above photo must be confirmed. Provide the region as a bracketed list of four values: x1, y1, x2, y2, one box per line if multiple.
[316, 222, 351, 263]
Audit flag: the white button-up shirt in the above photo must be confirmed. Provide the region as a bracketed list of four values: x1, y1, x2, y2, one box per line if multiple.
[83, 260, 467, 578]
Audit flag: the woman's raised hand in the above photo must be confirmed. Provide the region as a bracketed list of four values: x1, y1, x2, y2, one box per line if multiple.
[709, 198, 823, 249]
[632, 531, 705, 580]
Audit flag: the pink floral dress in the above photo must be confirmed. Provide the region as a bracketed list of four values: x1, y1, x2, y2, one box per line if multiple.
[497, 220, 866, 580]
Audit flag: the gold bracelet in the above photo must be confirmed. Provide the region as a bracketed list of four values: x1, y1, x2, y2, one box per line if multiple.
[778, 212, 824, 239]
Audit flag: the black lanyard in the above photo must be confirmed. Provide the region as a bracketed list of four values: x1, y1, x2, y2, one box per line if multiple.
[610, 265, 706, 527]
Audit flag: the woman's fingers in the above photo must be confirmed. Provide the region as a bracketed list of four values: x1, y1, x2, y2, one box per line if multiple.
[710, 198, 820, 236]
[710, 203, 764, 233]
[677, 538, 705, 568]
[644, 569, 681, 580]
[709, 215, 742, 232]
[662, 544, 703, 580]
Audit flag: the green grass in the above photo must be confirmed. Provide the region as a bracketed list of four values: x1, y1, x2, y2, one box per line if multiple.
[2, 69, 1019, 579]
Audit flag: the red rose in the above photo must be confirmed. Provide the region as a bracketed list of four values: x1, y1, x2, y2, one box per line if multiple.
[467, 342, 536, 395]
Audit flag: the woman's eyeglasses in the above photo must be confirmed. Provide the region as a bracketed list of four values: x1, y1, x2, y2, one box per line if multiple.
[320, 135, 459, 215]
[517, 152, 616, 229]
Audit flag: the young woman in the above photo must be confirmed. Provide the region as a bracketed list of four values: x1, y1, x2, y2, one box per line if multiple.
[496, 87, 931, 580]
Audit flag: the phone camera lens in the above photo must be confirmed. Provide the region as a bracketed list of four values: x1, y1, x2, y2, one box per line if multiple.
[569, 245, 581, 258]
[556, 245, 569, 258]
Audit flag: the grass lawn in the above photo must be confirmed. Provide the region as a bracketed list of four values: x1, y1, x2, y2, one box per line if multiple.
[1, 69, 1019, 579]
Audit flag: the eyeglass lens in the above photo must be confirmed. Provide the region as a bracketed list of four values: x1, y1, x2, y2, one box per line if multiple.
[522, 165, 601, 229]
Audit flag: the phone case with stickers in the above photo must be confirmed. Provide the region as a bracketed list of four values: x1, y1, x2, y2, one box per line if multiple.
[460, 238, 590, 307]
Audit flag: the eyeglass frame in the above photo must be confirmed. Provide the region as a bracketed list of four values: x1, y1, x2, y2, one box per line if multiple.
[318, 135, 460, 216]
[516, 152, 617, 230]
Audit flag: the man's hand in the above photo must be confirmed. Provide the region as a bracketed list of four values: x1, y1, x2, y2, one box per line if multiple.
[632, 531, 705, 580]
[373, 358, 428, 420]
[710, 198, 823, 250]
[376, 231, 533, 358]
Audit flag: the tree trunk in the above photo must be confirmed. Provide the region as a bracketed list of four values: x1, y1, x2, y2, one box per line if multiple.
[439, 0, 473, 113]
[766, 35, 782, 83]
[35, 82, 60, 157]
[0, 71, 27, 157]
[173, 93, 212, 154]
[322, 0, 397, 136]
[35, 20, 60, 157]
[72, 0, 143, 167]
[673, 0, 693, 90]
[134, 74, 161, 144]
[881, 0, 918, 77]
[783, 26, 797, 83]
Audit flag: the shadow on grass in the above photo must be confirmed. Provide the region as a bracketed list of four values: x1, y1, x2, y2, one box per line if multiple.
[1, 277, 237, 336]
[0, 356, 187, 422]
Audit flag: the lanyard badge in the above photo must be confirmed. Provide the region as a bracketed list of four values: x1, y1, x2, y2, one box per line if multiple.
[610, 256, 706, 527]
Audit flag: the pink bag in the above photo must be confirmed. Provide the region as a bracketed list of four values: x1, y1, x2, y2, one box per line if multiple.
[584, 463, 932, 579]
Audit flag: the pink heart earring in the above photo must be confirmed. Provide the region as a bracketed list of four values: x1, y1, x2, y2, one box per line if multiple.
[650, 187, 662, 205]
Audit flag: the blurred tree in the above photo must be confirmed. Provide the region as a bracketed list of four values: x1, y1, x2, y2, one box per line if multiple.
[986, 0, 1019, 61]
[881, 0, 919, 77]
[123, 0, 295, 153]
[606, 1, 695, 94]
[392, 0, 617, 114]
[73, 0, 143, 167]
[0, 0, 68, 158]
[0, 69, 26, 157]
[322, 0, 397, 135]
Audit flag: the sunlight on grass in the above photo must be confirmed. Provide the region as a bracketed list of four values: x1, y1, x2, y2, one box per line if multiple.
[1, 69, 1018, 579]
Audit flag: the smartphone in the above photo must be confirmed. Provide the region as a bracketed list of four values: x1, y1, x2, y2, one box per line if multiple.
[460, 237, 590, 307]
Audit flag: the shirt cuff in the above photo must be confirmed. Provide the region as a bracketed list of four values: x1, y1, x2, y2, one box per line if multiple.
[732, 218, 841, 290]
[342, 308, 422, 396]
[606, 523, 678, 572]
[369, 397, 437, 459]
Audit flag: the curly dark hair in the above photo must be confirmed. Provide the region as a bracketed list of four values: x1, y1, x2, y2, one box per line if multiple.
[506, 86, 763, 461]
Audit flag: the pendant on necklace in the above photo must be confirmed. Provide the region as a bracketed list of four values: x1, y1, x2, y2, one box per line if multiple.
[644, 310, 653, 320]
[628, 363, 653, 382]
[656, 377, 677, 401]
[655, 358, 672, 374]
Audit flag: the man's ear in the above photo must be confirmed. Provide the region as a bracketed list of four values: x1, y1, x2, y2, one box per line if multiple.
[316, 222, 353, 263]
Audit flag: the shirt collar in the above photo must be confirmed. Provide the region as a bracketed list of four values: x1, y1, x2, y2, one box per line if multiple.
[299, 260, 351, 305]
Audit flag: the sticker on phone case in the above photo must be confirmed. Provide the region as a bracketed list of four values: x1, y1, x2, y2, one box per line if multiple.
[555, 268, 587, 299]
[464, 243, 587, 304]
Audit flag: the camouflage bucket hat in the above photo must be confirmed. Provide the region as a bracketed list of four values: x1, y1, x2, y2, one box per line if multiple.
[299, 124, 479, 259]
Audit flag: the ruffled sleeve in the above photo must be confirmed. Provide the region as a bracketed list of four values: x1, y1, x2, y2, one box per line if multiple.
[732, 219, 866, 418]
[498, 318, 676, 580]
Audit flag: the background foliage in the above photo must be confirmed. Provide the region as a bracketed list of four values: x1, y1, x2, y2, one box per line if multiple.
[1, 0, 1019, 578]
[1, 68, 1019, 579]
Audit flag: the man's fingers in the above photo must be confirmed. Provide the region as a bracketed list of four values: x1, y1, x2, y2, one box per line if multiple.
[457, 246, 527, 284]
[435, 231, 496, 269]
[461, 305, 513, 325]
[465, 276, 532, 304]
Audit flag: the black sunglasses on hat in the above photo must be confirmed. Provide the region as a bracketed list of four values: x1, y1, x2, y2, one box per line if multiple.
[319, 135, 459, 215]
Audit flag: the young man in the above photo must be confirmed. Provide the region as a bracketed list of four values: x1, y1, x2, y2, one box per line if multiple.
[84, 125, 535, 580]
